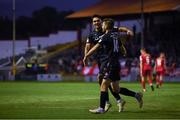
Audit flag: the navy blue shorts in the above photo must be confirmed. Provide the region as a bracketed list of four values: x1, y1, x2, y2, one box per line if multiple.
[99, 60, 120, 81]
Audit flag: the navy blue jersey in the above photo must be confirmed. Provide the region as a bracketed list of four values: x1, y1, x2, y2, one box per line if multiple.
[86, 27, 118, 44]
[98, 31, 120, 63]
[98, 31, 121, 81]
[86, 29, 104, 45]
[86, 28, 120, 66]
[86, 29, 104, 62]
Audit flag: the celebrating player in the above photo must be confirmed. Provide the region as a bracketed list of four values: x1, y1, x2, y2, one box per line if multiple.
[84, 15, 143, 112]
[84, 18, 125, 113]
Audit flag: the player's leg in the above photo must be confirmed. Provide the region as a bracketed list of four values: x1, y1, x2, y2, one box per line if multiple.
[97, 73, 103, 85]
[110, 82, 121, 101]
[97, 73, 111, 111]
[100, 79, 111, 112]
[89, 79, 111, 113]
[159, 72, 164, 87]
[119, 87, 136, 97]
[155, 72, 160, 88]
[108, 81, 143, 108]
[106, 67, 131, 108]
[141, 74, 146, 92]
[110, 81, 143, 108]
[108, 62, 126, 112]
[108, 80, 123, 100]
[111, 81, 126, 112]
[147, 71, 154, 91]
[108, 85, 130, 100]
[119, 87, 143, 108]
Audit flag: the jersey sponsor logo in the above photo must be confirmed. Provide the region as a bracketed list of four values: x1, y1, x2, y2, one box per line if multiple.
[98, 39, 102, 43]
[96, 34, 105, 40]
[98, 34, 105, 43]
[95, 37, 100, 41]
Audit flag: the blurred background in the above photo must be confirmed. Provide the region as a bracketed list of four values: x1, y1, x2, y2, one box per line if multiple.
[0, 0, 180, 82]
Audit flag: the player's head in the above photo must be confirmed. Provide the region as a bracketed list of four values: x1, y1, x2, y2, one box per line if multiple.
[147, 53, 151, 57]
[92, 14, 102, 30]
[160, 52, 165, 58]
[102, 18, 114, 32]
[140, 48, 146, 55]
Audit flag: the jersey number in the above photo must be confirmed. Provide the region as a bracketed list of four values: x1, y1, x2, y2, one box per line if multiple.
[157, 59, 162, 66]
[113, 39, 119, 52]
[146, 56, 150, 64]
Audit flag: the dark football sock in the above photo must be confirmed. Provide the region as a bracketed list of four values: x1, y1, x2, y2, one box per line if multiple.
[112, 92, 121, 101]
[108, 85, 121, 101]
[99, 79, 109, 102]
[151, 85, 154, 91]
[100, 91, 108, 109]
[119, 87, 136, 97]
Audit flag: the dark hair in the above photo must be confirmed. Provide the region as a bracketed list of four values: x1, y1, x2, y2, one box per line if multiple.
[103, 18, 114, 30]
[92, 14, 102, 19]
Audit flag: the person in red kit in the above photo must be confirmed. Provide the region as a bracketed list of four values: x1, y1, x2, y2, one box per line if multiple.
[139, 48, 154, 92]
[154, 52, 166, 88]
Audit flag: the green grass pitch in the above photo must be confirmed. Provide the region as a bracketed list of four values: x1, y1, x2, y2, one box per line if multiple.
[0, 81, 180, 119]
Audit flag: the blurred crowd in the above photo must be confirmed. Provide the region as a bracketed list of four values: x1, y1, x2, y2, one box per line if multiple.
[46, 44, 179, 78]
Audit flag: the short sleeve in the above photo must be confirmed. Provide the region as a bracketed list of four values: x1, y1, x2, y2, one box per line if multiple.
[86, 34, 93, 43]
[139, 56, 142, 61]
[98, 34, 105, 45]
[112, 27, 119, 32]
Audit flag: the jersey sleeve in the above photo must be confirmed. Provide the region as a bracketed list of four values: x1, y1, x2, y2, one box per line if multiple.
[98, 34, 106, 45]
[139, 56, 142, 62]
[112, 27, 119, 32]
[86, 34, 93, 43]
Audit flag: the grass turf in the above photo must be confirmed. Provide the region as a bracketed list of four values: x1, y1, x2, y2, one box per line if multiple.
[0, 81, 180, 119]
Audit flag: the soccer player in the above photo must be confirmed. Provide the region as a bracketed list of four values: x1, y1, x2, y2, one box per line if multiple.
[154, 52, 166, 88]
[85, 15, 143, 112]
[139, 48, 154, 92]
[84, 18, 125, 113]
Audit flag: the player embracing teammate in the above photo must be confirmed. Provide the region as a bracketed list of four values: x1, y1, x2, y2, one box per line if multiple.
[84, 17, 143, 114]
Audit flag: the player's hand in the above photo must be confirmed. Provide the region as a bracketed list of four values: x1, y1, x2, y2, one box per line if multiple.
[127, 30, 133, 36]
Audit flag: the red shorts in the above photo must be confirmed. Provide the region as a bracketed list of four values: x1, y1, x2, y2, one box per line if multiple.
[142, 69, 152, 77]
[156, 70, 165, 76]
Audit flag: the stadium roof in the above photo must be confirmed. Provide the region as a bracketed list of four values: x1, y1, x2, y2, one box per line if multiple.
[67, 0, 180, 19]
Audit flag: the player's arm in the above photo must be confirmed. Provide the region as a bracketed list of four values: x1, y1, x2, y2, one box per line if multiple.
[83, 43, 100, 66]
[139, 56, 143, 77]
[84, 43, 91, 56]
[118, 27, 133, 36]
[153, 59, 157, 73]
[154, 59, 156, 70]
[120, 43, 127, 57]
[117, 34, 127, 56]
[84, 36, 92, 55]
[86, 43, 100, 58]
[84, 35, 94, 56]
